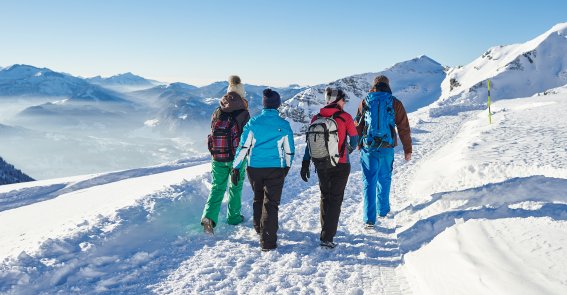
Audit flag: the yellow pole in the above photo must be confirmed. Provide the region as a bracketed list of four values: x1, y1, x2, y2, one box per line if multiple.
[488, 79, 492, 124]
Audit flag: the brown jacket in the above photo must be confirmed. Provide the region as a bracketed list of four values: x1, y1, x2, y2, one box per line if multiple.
[355, 96, 412, 154]
[212, 92, 250, 131]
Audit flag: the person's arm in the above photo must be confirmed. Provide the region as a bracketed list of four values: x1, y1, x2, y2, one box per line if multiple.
[344, 113, 360, 152]
[354, 100, 365, 136]
[284, 123, 295, 166]
[394, 99, 412, 159]
[303, 145, 311, 161]
[233, 122, 254, 168]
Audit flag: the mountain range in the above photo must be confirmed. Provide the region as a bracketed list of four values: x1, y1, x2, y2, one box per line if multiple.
[280, 55, 446, 133]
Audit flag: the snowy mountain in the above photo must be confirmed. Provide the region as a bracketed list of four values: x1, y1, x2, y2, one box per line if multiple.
[0, 65, 129, 103]
[0, 156, 34, 185]
[280, 55, 446, 133]
[136, 81, 307, 133]
[430, 22, 567, 117]
[0, 65, 142, 129]
[87, 72, 162, 92]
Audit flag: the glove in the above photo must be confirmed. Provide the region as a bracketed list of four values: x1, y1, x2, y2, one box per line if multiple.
[231, 168, 240, 186]
[300, 160, 310, 182]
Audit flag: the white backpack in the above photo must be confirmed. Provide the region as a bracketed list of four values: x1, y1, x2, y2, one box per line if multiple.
[305, 112, 346, 170]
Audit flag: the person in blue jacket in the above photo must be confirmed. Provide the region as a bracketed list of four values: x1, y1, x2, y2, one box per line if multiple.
[231, 88, 295, 251]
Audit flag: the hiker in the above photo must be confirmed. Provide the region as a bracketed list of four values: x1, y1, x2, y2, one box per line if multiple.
[354, 75, 412, 228]
[201, 75, 250, 234]
[301, 87, 359, 249]
[231, 88, 295, 251]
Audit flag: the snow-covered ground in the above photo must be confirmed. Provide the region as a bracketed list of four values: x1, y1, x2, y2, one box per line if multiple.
[1, 88, 565, 294]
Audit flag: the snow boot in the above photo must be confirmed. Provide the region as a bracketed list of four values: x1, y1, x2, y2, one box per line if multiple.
[320, 241, 338, 249]
[364, 222, 375, 229]
[202, 217, 214, 235]
[261, 246, 277, 252]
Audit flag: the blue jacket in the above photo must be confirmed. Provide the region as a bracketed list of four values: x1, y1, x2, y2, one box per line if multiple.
[233, 109, 295, 168]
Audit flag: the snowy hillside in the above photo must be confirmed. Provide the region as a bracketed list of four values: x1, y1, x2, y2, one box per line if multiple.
[1, 85, 565, 293]
[0, 156, 34, 185]
[280, 55, 445, 133]
[87, 72, 162, 92]
[430, 22, 567, 116]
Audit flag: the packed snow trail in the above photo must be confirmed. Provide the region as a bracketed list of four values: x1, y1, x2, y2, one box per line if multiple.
[149, 106, 476, 294]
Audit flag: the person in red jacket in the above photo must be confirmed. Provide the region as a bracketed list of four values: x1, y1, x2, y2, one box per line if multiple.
[300, 87, 359, 249]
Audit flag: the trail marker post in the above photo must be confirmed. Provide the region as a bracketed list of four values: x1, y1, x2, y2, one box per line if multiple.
[488, 79, 492, 124]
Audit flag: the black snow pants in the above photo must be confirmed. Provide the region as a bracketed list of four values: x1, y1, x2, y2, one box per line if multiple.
[247, 167, 289, 249]
[316, 163, 351, 243]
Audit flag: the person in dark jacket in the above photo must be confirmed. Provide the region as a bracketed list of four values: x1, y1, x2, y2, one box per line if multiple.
[231, 88, 295, 251]
[201, 75, 250, 234]
[354, 75, 412, 228]
[301, 87, 359, 249]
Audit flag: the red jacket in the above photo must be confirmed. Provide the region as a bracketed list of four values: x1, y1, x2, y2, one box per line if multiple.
[309, 104, 358, 164]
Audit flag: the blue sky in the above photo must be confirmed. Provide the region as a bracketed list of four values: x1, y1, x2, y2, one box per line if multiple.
[1, 0, 565, 86]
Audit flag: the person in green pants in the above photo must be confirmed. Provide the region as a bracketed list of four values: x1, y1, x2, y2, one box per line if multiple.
[201, 75, 250, 234]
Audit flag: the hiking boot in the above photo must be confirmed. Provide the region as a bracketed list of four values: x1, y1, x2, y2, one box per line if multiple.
[379, 211, 394, 219]
[202, 217, 214, 235]
[320, 241, 338, 249]
[261, 246, 277, 252]
[228, 214, 245, 225]
[364, 222, 375, 229]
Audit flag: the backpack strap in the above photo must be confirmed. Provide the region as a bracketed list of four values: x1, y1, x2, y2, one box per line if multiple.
[331, 111, 348, 157]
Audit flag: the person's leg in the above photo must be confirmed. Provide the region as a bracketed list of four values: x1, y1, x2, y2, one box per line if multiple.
[247, 167, 265, 234]
[226, 161, 247, 225]
[260, 168, 286, 249]
[316, 167, 332, 241]
[320, 164, 350, 242]
[201, 160, 230, 226]
[377, 148, 395, 217]
[361, 149, 379, 224]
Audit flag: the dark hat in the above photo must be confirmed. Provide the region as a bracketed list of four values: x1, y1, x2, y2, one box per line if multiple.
[262, 88, 281, 109]
[325, 87, 348, 103]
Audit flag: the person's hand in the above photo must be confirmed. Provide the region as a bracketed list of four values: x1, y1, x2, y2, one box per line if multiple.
[300, 160, 310, 182]
[404, 153, 412, 161]
[231, 168, 240, 185]
[347, 145, 354, 154]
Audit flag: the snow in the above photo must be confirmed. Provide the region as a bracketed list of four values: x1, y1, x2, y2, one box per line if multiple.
[1, 88, 565, 293]
[1, 23, 567, 295]
[431, 22, 567, 116]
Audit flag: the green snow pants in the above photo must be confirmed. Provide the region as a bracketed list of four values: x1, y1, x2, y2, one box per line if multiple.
[201, 160, 246, 227]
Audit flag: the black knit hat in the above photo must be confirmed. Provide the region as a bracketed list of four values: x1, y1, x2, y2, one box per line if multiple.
[262, 88, 281, 109]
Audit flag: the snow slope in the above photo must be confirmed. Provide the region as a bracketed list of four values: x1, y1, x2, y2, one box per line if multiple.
[1, 87, 565, 294]
[397, 91, 567, 295]
[430, 22, 567, 117]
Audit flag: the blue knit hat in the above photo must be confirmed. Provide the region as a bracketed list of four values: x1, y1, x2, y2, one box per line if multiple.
[262, 88, 281, 109]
